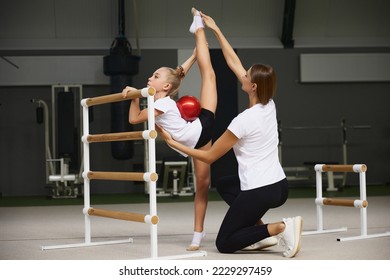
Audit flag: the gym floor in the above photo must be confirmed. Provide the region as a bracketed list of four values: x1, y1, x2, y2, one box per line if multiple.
[1, 186, 389, 260]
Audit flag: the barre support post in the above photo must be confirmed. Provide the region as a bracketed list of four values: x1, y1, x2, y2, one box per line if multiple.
[304, 163, 390, 241]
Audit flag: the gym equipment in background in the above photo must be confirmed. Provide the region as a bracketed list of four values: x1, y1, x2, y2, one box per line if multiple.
[31, 85, 83, 198]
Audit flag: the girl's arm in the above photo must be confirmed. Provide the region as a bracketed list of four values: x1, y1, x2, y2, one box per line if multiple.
[201, 12, 246, 84]
[122, 86, 161, 124]
[157, 125, 238, 164]
[180, 48, 197, 76]
[129, 97, 148, 124]
[129, 98, 163, 124]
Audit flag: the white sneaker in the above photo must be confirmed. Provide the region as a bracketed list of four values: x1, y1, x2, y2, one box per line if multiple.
[278, 216, 303, 258]
[241, 236, 278, 251]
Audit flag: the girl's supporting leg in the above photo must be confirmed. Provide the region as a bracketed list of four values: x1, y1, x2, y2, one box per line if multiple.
[187, 142, 211, 251]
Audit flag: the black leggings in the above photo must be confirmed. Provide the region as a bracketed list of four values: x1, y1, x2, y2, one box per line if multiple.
[215, 176, 288, 253]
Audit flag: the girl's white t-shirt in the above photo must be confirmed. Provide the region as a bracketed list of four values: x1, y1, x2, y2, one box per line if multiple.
[227, 100, 285, 190]
[155, 96, 202, 149]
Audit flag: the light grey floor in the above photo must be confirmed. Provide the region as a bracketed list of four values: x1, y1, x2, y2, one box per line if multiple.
[1, 197, 389, 260]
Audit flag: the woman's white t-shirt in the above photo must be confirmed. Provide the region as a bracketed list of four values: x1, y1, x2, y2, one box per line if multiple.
[227, 100, 285, 191]
[155, 96, 202, 149]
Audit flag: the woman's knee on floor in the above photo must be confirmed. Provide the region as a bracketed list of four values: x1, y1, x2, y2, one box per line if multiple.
[215, 237, 236, 254]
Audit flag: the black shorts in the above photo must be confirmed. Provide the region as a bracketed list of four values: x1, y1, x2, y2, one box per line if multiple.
[194, 108, 215, 148]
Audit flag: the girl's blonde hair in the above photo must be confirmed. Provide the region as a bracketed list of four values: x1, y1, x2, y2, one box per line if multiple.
[162, 66, 186, 97]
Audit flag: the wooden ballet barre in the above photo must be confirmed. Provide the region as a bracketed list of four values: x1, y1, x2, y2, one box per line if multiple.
[85, 130, 157, 143]
[87, 207, 159, 224]
[283, 125, 340, 130]
[317, 198, 368, 208]
[86, 171, 158, 182]
[82, 87, 156, 107]
[317, 164, 367, 173]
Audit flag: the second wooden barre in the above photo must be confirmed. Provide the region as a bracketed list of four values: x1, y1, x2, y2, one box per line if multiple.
[316, 164, 367, 173]
[86, 171, 158, 182]
[317, 198, 368, 208]
[87, 207, 159, 224]
[85, 130, 157, 143]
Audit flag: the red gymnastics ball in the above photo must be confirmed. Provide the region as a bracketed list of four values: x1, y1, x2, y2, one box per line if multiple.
[177, 95, 201, 122]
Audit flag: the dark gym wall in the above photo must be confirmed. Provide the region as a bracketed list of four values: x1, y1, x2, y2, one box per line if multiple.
[1, 47, 389, 197]
[1, 1, 389, 196]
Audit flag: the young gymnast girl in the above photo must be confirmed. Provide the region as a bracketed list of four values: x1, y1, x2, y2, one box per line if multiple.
[122, 8, 217, 251]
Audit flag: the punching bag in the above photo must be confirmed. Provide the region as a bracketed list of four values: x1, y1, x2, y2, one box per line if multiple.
[103, 0, 140, 160]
